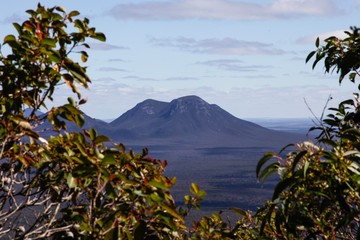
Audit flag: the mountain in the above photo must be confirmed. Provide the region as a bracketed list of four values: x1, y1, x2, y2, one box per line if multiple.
[108, 95, 305, 148]
[31, 96, 305, 149]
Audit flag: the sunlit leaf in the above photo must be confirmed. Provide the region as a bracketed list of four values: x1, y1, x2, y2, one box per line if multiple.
[68, 10, 80, 17]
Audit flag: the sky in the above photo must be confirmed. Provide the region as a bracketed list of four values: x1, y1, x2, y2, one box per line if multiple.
[0, 0, 359, 120]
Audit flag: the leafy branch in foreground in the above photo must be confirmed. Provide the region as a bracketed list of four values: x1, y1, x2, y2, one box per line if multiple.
[256, 27, 360, 239]
[0, 4, 193, 239]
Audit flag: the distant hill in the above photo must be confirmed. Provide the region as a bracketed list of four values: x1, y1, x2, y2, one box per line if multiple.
[33, 95, 306, 149]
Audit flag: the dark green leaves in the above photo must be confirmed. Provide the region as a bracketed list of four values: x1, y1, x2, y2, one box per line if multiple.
[256, 152, 277, 183]
[305, 50, 316, 63]
[91, 32, 106, 42]
[307, 28, 360, 85]
[315, 37, 320, 48]
[3, 35, 18, 48]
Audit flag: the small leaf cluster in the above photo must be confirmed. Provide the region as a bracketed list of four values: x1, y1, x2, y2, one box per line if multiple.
[306, 26, 360, 85]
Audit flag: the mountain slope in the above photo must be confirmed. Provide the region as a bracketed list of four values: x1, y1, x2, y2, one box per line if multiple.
[108, 95, 304, 148]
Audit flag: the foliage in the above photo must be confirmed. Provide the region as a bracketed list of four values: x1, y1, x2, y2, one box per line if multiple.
[256, 27, 360, 239]
[0, 4, 200, 239]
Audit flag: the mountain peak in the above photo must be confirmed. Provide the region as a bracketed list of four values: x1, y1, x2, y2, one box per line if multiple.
[137, 99, 166, 115]
[168, 95, 211, 115]
[109, 98, 168, 127]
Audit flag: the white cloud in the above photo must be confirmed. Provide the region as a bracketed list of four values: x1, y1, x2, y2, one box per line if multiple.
[0, 13, 24, 23]
[108, 58, 126, 62]
[197, 59, 272, 72]
[122, 75, 198, 82]
[269, 0, 339, 17]
[297, 29, 349, 44]
[88, 42, 127, 51]
[77, 79, 351, 119]
[108, 0, 340, 20]
[150, 37, 285, 55]
[97, 67, 126, 72]
[165, 77, 199, 81]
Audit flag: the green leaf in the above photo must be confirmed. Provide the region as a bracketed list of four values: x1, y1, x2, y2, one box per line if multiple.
[12, 23, 22, 34]
[184, 195, 191, 204]
[74, 112, 85, 128]
[303, 160, 310, 178]
[148, 180, 168, 190]
[70, 69, 89, 88]
[161, 205, 183, 221]
[74, 19, 85, 31]
[22, 20, 35, 32]
[11, 116, 32, 130]
[4, 34, 16, 44]
[101, 154, 115, 165]
[230, 207, 247, 216]
[64, 57, 90, 86]
[69, 10, 80, 17]
[74, 141, 88, 156]
[42, 38, 57, 48]
[68, 97, 75, 106]
[256, 152, 276, 179]
[258, 162, 280, 183]
[134, 220, 146, 240]
[55, 6, 66, 13]
[312, 52, 325, 69]
[279, 143, 294, 154]
[63, 73, 74, 82]
[105, 183, 117, 199]
[291, 150, 307, 173]
[272, 177, 293, 201]
[190, 183, 199, 195]
[48, 51, 62, 62]
[67, 174, 77, 188]
[80, 51, 88, 62]
[306, 51, 316, 63]
[89, 128, 96, 141]
[82, 43, 90, 48]
[348, 162, 360, 175]
[79, 98, 87, 105]
[349, 72, 357, 82]
[94, 135, 110, 145]
[196, 190, 207, 198]
[104, 225, 119, 240]
[315, 37, 320, 47]
[150, 192, 163, 202]
[91, 32, 106, 42]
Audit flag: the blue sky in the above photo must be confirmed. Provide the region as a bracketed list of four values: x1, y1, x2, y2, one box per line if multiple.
[0, 0, 359, 119]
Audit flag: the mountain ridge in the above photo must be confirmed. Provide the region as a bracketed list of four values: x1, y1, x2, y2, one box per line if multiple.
[34, 95, 306, 149]
[106, 95, 305, 148]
